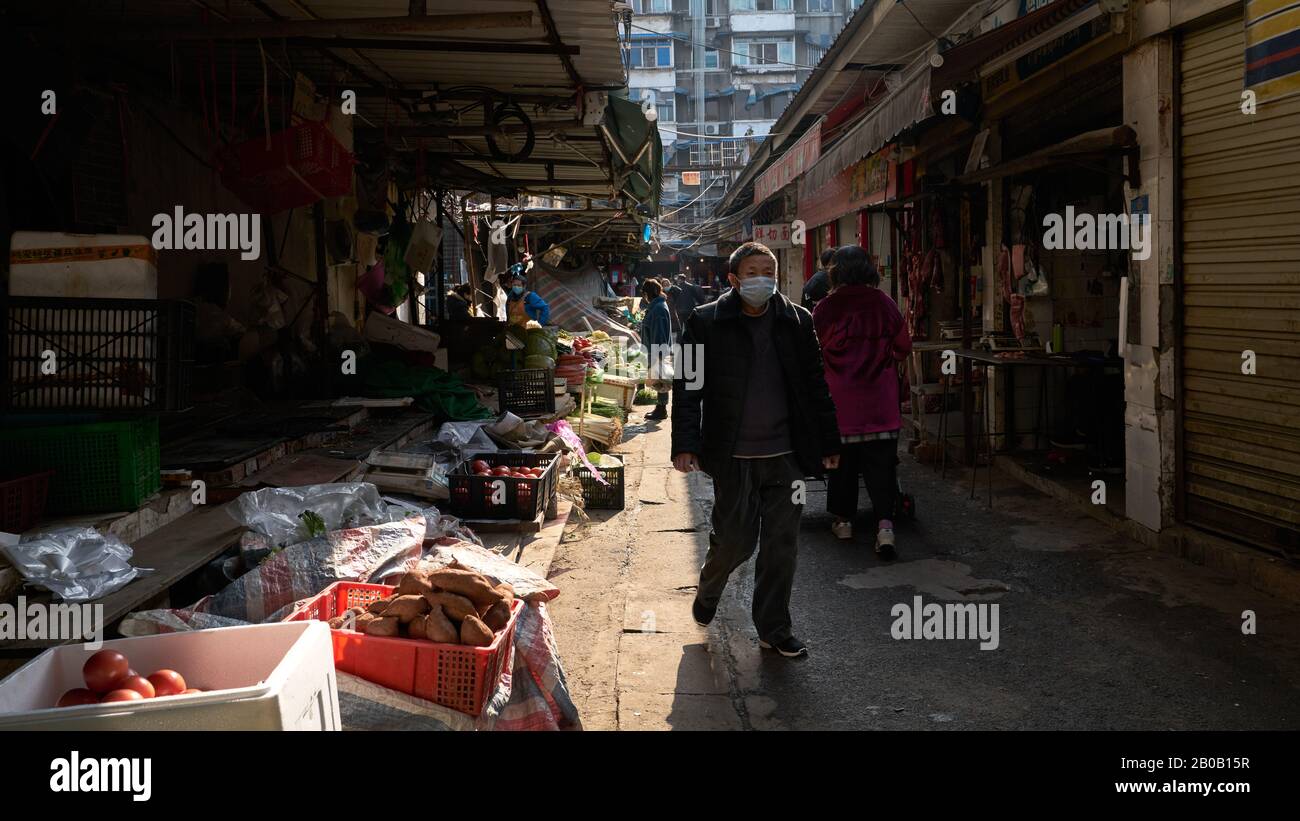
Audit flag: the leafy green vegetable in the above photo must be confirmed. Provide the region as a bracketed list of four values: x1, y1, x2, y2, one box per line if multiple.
[299, 510, 327, 539]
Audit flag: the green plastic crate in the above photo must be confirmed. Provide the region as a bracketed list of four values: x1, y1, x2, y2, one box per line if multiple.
[0, 418, 160, 514]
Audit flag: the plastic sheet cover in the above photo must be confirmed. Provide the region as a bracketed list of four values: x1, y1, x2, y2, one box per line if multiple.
[1, 527, 152, 602]
[230, 482, 395, 548]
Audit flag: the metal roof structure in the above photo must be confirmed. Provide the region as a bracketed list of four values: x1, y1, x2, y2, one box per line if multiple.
[13, 1, 660, 208]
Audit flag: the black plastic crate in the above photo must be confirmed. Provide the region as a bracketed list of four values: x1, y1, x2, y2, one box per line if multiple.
[448, 450, 559, 520]
[497, 368, 555, 418]
[2, 297, 195, 413]
[577, 464, 625, 510]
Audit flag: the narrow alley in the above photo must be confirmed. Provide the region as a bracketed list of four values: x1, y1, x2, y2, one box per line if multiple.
[549, 418, 1300, 731]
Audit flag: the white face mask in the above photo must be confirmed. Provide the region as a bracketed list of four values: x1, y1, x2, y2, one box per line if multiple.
[736, 276, 776, 308]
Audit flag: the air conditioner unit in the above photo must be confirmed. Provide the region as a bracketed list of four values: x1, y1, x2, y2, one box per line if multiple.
[704, 123, 721, 135]
[706, 16, 722, 28]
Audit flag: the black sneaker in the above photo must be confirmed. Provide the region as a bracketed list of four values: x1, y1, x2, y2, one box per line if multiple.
[758, 636, 808, 658]
[646, 406, 669, 420]
[692, 598, 716, 626]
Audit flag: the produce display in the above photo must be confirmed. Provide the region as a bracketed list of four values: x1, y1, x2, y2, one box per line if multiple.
[56, 649, 202, 708]
[327, 567, 515, 647]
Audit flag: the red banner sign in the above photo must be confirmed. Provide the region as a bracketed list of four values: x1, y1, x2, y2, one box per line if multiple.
[754, 126, 821, 204]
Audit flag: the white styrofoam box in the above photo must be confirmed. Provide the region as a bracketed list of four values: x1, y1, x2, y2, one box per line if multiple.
[363, 311, 441, 354]
[9, 232, 158, 298]
[0, 622, 339, 731]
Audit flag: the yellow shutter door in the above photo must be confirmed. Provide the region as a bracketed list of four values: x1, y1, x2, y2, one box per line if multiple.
[1180, 14, 1300, 555]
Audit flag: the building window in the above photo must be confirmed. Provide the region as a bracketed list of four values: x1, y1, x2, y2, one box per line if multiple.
[807, 0, 833, 10]
[637, 0, 672, 12]
[705, 48, 719, 69]
[734, 38, 795, 67]
[657, 94, 676, 123]
[733, 0, 794, 10]
[629, 37, 672, 68]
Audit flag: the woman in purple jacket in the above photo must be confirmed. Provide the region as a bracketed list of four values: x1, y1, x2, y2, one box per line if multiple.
[812, 245, 912, 557]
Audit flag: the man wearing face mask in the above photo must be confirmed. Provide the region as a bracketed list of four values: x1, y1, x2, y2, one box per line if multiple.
[671, 242, 841, 658]
[504, 262, 550, 326]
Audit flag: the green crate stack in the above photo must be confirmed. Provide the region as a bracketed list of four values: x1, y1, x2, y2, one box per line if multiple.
[0, 417, 160, 514]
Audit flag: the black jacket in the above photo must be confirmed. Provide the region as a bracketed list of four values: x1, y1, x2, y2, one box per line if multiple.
[801, 269, 830, 310]
[671, 288, 841, 477]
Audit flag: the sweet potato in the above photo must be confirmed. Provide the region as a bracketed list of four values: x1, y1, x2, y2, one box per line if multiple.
[353, 612, 378, 632]
[367, 596, 396, 615]
[481, 599, 511, 632]
[460, 614, 494, 647]
[407, 614, 427, 640]
[424, 605, 459, 644]
[347, 606, 366, 618]
[426, 590, 477, 621]
[385, 594, 430, 623]
[495, 583, 516, 602]
[364, 615, 400, 637]
[428, 568, 503, 608]
[396, 570, 433, 598]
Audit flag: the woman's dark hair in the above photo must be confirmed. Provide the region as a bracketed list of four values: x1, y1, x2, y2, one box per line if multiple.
[828, 244, 880, 288]
[820, 247, 836, 267]
[642, 279, 663, 299]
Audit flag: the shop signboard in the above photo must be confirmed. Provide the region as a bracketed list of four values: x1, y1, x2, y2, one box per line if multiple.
[754, 126, 822, 204]
[751, 223, 794, 249]
[797, 144, 896, 230]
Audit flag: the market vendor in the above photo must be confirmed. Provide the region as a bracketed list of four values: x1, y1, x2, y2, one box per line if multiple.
[505, 263, 550, 326]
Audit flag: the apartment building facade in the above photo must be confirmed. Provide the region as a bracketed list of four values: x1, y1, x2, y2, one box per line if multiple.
[624, 0, 863, 228]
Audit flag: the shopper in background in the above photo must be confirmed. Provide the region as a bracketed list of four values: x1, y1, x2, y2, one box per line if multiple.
[505, 263, 550, 325]
[672, 241, 841, 658]
[801, 247, 836, 310]
[446, 283, 474, 320]
[671, 273, 706, 329]
[640, 279, 673, 420]
[812, 244, 911, 558]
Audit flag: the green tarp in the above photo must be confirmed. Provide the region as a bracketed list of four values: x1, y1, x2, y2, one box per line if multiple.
[604, 92, 664, 218]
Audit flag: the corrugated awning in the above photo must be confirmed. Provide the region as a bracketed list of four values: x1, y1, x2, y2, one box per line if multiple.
[802, 63, 932, 195]
[931, 0, 1096, 90]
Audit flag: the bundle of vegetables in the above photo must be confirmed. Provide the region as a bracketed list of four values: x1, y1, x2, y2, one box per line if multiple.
[589, 397, 625, 420]
[331, 565, 514, 647]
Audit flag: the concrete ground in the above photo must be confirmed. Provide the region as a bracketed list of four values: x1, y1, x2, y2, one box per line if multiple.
[546, 415, 1300, 730]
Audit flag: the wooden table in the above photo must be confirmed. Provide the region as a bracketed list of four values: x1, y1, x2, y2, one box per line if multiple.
[1, 503, 244, 653]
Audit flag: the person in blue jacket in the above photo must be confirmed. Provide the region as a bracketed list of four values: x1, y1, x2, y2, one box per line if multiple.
[641, 278, 673, 420]
[505, 263, 550, 326]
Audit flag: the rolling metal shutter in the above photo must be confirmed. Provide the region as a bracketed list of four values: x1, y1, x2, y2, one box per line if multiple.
[1180, 14, 1300, 556]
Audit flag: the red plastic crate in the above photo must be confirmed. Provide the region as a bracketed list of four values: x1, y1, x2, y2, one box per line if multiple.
[220, 121, 354, 214]
[284, 581, 521, 717]
[0, 471, 53, 533]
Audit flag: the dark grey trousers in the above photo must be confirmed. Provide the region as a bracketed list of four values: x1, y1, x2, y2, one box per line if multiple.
[697, 454, 803, 643]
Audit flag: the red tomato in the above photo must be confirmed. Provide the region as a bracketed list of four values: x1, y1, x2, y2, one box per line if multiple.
[83, 650, 132, 694]
[56, 688, 99, 708]
[529, 467, 544, 477]
[471, 459, 490, 474]
[147, 669, 187, 697]
[110, 675, 156, 699]
[101, 689, 144, 703]
[492, 466, 513, 476]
